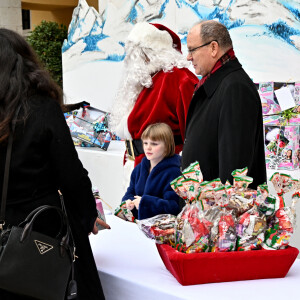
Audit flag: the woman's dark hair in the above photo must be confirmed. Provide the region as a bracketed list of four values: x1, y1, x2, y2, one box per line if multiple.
[0, 28, 63, 143]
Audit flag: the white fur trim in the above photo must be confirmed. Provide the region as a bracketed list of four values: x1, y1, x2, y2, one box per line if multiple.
[114, 114, 132, 140]
[127, 22, 173, 50]
[123, 159, 135, 193]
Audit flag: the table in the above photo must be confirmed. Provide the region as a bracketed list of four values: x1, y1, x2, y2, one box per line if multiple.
[90, 215, 300, 300]
[78, 144, 300, 253]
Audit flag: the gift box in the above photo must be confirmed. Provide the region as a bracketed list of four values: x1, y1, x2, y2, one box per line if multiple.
[67, 106, 112, 150]
[257, 82, 281, 115]
[156, 244, 299, 285]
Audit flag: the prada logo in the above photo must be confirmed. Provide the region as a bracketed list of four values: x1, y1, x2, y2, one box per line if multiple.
[34, 240, 53, 255]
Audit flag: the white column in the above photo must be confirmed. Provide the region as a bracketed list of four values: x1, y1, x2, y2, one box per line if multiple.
[0, 0, 22, 34]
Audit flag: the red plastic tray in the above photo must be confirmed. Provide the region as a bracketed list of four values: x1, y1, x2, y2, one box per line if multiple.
[156, 244, 299, 285]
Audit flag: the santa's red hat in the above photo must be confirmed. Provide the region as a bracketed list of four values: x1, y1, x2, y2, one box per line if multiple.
[126, 22, 182, 53]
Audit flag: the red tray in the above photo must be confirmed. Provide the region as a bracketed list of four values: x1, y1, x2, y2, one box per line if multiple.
[156, 244, 299, 285]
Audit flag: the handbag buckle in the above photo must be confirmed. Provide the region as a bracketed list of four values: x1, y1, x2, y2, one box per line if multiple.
[0, 221, 5, 231]
[125, 140, 135, 161]
[73, 247, 78, 262]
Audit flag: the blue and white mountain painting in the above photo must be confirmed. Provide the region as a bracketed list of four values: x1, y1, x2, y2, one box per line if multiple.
[63, 0, 300, 80]
[62, 0, 126, 72]
[62, 0, 300, 110]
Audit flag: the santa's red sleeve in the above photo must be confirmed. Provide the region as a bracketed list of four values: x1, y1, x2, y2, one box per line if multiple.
[176, 69, 199, 146]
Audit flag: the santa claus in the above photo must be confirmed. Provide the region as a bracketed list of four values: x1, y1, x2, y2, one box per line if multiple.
[110, 22, 198, 183]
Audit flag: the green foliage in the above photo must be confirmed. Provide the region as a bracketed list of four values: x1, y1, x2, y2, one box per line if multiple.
[280, 108, 298, 124]
[27, 21, 67, 87]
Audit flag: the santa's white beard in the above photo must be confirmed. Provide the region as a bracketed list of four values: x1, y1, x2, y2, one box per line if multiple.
[109, 44, 189, 139]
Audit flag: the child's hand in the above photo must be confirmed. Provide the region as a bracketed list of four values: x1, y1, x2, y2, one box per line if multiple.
[132, 196, 141, 209]
[125, 200, 135, 210]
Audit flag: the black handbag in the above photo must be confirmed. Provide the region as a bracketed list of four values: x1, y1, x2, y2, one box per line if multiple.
[0, 107, 77, 300]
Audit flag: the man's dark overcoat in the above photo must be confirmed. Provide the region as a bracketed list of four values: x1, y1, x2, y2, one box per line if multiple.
[182, 58, 266, 188]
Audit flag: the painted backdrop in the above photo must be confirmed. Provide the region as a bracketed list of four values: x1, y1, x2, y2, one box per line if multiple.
[62, 0, 300, 111]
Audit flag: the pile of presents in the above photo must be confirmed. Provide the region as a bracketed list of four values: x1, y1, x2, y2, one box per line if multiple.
[65, 104, 114, 151]
[257, 82, 300, 170]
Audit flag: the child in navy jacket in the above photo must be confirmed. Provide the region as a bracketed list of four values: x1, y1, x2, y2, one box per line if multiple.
[122, 123, 182, 220]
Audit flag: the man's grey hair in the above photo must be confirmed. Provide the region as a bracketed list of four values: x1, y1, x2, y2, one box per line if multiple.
[197, 20, 233, 50]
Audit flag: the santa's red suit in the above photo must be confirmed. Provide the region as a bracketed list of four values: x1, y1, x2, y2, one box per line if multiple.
[128, 67, 198, 166]
[110, 22, 198, 173]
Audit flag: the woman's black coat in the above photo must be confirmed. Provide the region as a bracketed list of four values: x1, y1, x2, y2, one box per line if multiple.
[0, 96, 105, 299]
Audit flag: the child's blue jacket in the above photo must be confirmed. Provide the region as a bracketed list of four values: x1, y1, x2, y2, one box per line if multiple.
[122, 154, 182, 220]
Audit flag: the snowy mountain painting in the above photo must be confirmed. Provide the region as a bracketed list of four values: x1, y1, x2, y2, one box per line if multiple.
[62, 0, 300, 111]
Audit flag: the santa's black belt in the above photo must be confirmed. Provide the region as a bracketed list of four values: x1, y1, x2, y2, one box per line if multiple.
[125, 135, 183, 160]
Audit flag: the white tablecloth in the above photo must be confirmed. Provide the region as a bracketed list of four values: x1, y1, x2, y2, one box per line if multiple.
[76, 141, 126, 211]
[90, 215, 300, 300]
[78, 144, 300, 251]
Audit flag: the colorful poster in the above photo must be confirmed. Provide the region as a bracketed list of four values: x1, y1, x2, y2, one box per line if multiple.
[259, 82, 281, 115]
[264, 125, 300, 170]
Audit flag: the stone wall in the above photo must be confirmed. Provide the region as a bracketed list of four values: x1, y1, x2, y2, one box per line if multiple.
[0, 0, 22, 33]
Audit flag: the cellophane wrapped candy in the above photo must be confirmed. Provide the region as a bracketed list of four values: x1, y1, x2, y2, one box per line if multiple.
[138, 162, 299, 253]
[262, 192, 299, 250]
[174, 203, 212, 253]
[114, 202, 136, 223]
[236, 206, 267, 251]
[210, 207, 237, 252]
[137, 214, 176, 245]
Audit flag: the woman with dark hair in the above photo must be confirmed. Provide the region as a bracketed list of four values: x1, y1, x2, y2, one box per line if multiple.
[0, 28, 108, 299]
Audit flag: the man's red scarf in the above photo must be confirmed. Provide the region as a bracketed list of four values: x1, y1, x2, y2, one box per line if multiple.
[195, 48, 236, 91]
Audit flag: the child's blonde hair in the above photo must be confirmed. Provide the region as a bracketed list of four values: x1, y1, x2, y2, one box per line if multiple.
[141, 123, 175, 157]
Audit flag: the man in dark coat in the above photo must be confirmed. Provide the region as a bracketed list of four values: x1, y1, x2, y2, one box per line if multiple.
[182, 20, 266, 189]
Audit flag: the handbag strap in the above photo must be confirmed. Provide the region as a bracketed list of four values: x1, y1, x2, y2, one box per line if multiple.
[1, 105, 21, 228]
[58, 191, 78, 300]
[58, 190, 76, 253]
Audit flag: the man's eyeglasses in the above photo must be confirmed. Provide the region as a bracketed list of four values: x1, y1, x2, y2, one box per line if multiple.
[187, 40, 218, 55]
